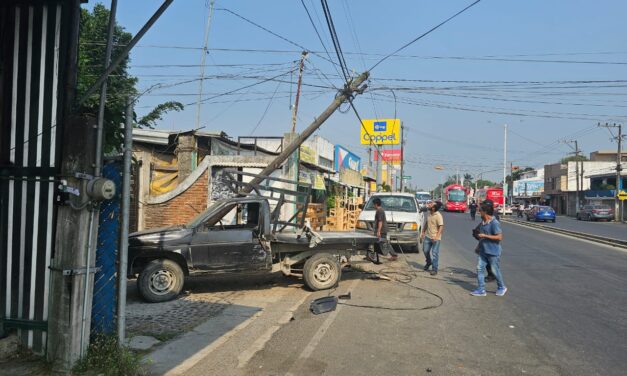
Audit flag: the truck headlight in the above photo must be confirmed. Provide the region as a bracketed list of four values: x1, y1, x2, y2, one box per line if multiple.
[403, 222, 418, 231]
[356, 221, 369, 230]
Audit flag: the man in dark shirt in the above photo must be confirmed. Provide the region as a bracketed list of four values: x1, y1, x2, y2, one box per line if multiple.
[469, 200, 478, 221]
[373, 197, 397, 261]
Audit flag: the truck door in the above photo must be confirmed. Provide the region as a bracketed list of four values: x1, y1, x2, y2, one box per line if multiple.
[191, 202, 268, 271]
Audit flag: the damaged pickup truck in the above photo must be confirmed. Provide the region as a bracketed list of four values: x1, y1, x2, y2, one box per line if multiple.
[128, 170, 378, 302]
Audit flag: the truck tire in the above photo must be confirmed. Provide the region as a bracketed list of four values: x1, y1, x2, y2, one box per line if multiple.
[138, 259, 184, 303]
[303, 253, 341, 291]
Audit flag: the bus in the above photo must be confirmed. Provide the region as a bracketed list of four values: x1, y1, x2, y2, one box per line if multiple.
[443, 184, 469, 212]
[474, 187, 504, 208]
[415, 191, 432, 205]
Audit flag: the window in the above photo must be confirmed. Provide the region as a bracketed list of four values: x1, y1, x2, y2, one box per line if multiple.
[364, 196, 417, 212]
[204, 202, 260, 230]
[448, 189, 467, 202]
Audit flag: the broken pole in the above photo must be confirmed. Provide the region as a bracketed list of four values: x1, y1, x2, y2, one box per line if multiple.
[243, 71, 369, 192]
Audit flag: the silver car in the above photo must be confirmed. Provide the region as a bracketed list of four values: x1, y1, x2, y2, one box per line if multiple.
[576, 205, 613, 221]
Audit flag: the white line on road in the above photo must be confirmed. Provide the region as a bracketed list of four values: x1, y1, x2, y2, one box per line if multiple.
[285, 278, 361, 376]
[237, 291, 311, 368]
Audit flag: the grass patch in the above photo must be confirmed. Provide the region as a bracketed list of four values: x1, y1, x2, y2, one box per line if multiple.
[73, 335, 146, 376]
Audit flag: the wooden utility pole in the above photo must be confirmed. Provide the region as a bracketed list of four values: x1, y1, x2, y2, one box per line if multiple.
[563, 139, 582, 214]
[400, 122, 405, 192]
[291, 51, 308, 132]
[244, 72, 369, 191]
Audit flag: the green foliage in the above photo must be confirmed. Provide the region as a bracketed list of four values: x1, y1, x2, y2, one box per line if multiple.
[560, 155, 589, 164]
[77, 4, 184, 152]
[73, 335, 146, 376]
[138, 101, 184, 129]
[77, 4, 137, 153]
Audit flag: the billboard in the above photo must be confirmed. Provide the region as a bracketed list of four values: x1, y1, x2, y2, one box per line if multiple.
[373, 149, 402, 165]
[513, 179, 544, 197]
[361, 119, 400, 145]
[334, 145, 361, 172]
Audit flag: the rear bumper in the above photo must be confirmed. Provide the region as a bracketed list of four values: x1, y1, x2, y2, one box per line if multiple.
[591, 214, 613, 220]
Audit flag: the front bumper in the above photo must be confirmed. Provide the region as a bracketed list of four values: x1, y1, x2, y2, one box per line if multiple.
[388, 230, 420, 246]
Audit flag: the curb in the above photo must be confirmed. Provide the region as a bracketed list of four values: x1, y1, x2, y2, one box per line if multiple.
[500, 218, 627, 250]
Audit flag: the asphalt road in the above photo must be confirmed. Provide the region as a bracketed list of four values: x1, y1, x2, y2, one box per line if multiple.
[505, 213, 627, 241]
[151, 212, 627, 376]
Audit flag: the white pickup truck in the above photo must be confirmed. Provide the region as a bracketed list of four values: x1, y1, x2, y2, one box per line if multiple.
[356, 192, 424, 252]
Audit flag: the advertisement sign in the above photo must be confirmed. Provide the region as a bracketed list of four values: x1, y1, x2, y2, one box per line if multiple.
[299, 145, 317, 165]
[373, 149, 402, 165]
[360, 119, 400, 145]
[334, 145, 361, 172]
[513, 179, 544, 197]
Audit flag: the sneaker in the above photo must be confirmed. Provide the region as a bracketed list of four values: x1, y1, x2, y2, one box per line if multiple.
[430, 270, 438, 276]
[470, 289, 486, 296]
[496, 287, 508, 296]
[423, 264, 431, 271]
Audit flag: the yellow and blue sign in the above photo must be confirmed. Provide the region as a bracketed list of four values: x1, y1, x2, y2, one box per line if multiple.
[335, 145, 361, 172]
[361, 119, 400, 145]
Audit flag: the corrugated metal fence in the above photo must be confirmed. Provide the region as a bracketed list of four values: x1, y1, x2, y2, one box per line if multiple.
[0, 1, 71, 354]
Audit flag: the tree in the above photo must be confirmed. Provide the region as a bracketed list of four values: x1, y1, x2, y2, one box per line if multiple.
[560, 155, 588, 164]
[77, 4, 183, 152]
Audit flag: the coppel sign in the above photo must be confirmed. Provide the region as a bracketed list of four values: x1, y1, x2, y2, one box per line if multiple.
[335, 145, 361, 172]
[361, 119, 400, 145]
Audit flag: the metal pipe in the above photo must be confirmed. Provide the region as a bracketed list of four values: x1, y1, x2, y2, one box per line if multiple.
[80, 203, 96, 357]
[117, 98, 133, 343]
[94, 0, 118, 178]
[77, 0, 175, 106]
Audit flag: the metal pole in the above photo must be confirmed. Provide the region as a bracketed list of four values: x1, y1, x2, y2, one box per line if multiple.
[117, 98, 133, 343]
[503, 124, 507, 209]
[195, 0, 216, 130]
[77, 0, 175, 106]
[575, 140, 580, 214]
[616, 124, 623, 222]
[94, 0, 118, 177]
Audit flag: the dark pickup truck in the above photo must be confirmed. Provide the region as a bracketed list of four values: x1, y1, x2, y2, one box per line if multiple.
[128, 171, 378, 302]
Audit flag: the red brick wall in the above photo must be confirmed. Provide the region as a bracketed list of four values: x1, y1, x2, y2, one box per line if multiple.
[144, 170, 208, 229]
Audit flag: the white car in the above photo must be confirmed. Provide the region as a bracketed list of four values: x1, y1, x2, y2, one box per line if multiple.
[356, 193, 424, 252]
[499, 205, 513, 215]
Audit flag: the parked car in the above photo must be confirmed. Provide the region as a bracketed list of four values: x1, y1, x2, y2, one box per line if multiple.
[357, 193, 424, 252]
[576, 205, 613, 221]
[499, 205, 513, 215]
[526, 206, 556, 222]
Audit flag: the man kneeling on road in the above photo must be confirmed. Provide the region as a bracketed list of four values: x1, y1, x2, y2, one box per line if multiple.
[471, 202, 507, 297]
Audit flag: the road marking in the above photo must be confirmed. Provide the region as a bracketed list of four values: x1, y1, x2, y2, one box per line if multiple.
[286, 278, 360, 376]
[237, 291, 311, 368]
[164, 311, 262, 376]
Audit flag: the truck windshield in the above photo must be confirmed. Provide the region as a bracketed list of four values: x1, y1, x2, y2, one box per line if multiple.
[364, 196, 417, 212]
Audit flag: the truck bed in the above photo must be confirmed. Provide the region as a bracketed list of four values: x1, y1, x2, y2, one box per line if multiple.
[272, 231, 378, 253]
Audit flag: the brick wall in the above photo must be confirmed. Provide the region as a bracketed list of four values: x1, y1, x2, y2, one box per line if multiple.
[144, 170, 208, 229]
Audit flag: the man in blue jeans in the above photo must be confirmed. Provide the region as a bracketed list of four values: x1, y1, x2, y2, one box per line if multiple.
[471, 202, 507, 297]
[421, 201, 444, 276]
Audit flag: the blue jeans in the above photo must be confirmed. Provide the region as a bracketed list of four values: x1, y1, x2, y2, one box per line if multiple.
[423, 237, 441, 271]
[477, 252, 505, 291]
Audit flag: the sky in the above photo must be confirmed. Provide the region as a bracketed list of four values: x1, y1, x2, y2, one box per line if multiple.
[84, 0, 627, 189]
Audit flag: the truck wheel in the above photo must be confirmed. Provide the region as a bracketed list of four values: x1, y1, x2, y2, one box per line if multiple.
[303, 253, 341, 291]
[138, 259, 184, 303]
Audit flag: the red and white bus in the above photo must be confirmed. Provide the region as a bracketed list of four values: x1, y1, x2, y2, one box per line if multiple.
[443, 184, 469, 212]
[474, 187, 504, 208]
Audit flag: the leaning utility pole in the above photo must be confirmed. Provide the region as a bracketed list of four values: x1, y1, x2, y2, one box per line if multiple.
[243, 72, 369, 192]
[598, 123, 625, 221]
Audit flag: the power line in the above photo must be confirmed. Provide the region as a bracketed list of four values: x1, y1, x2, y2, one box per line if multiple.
[369, 0, 482, 70]
[250, 81, 283, 135]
